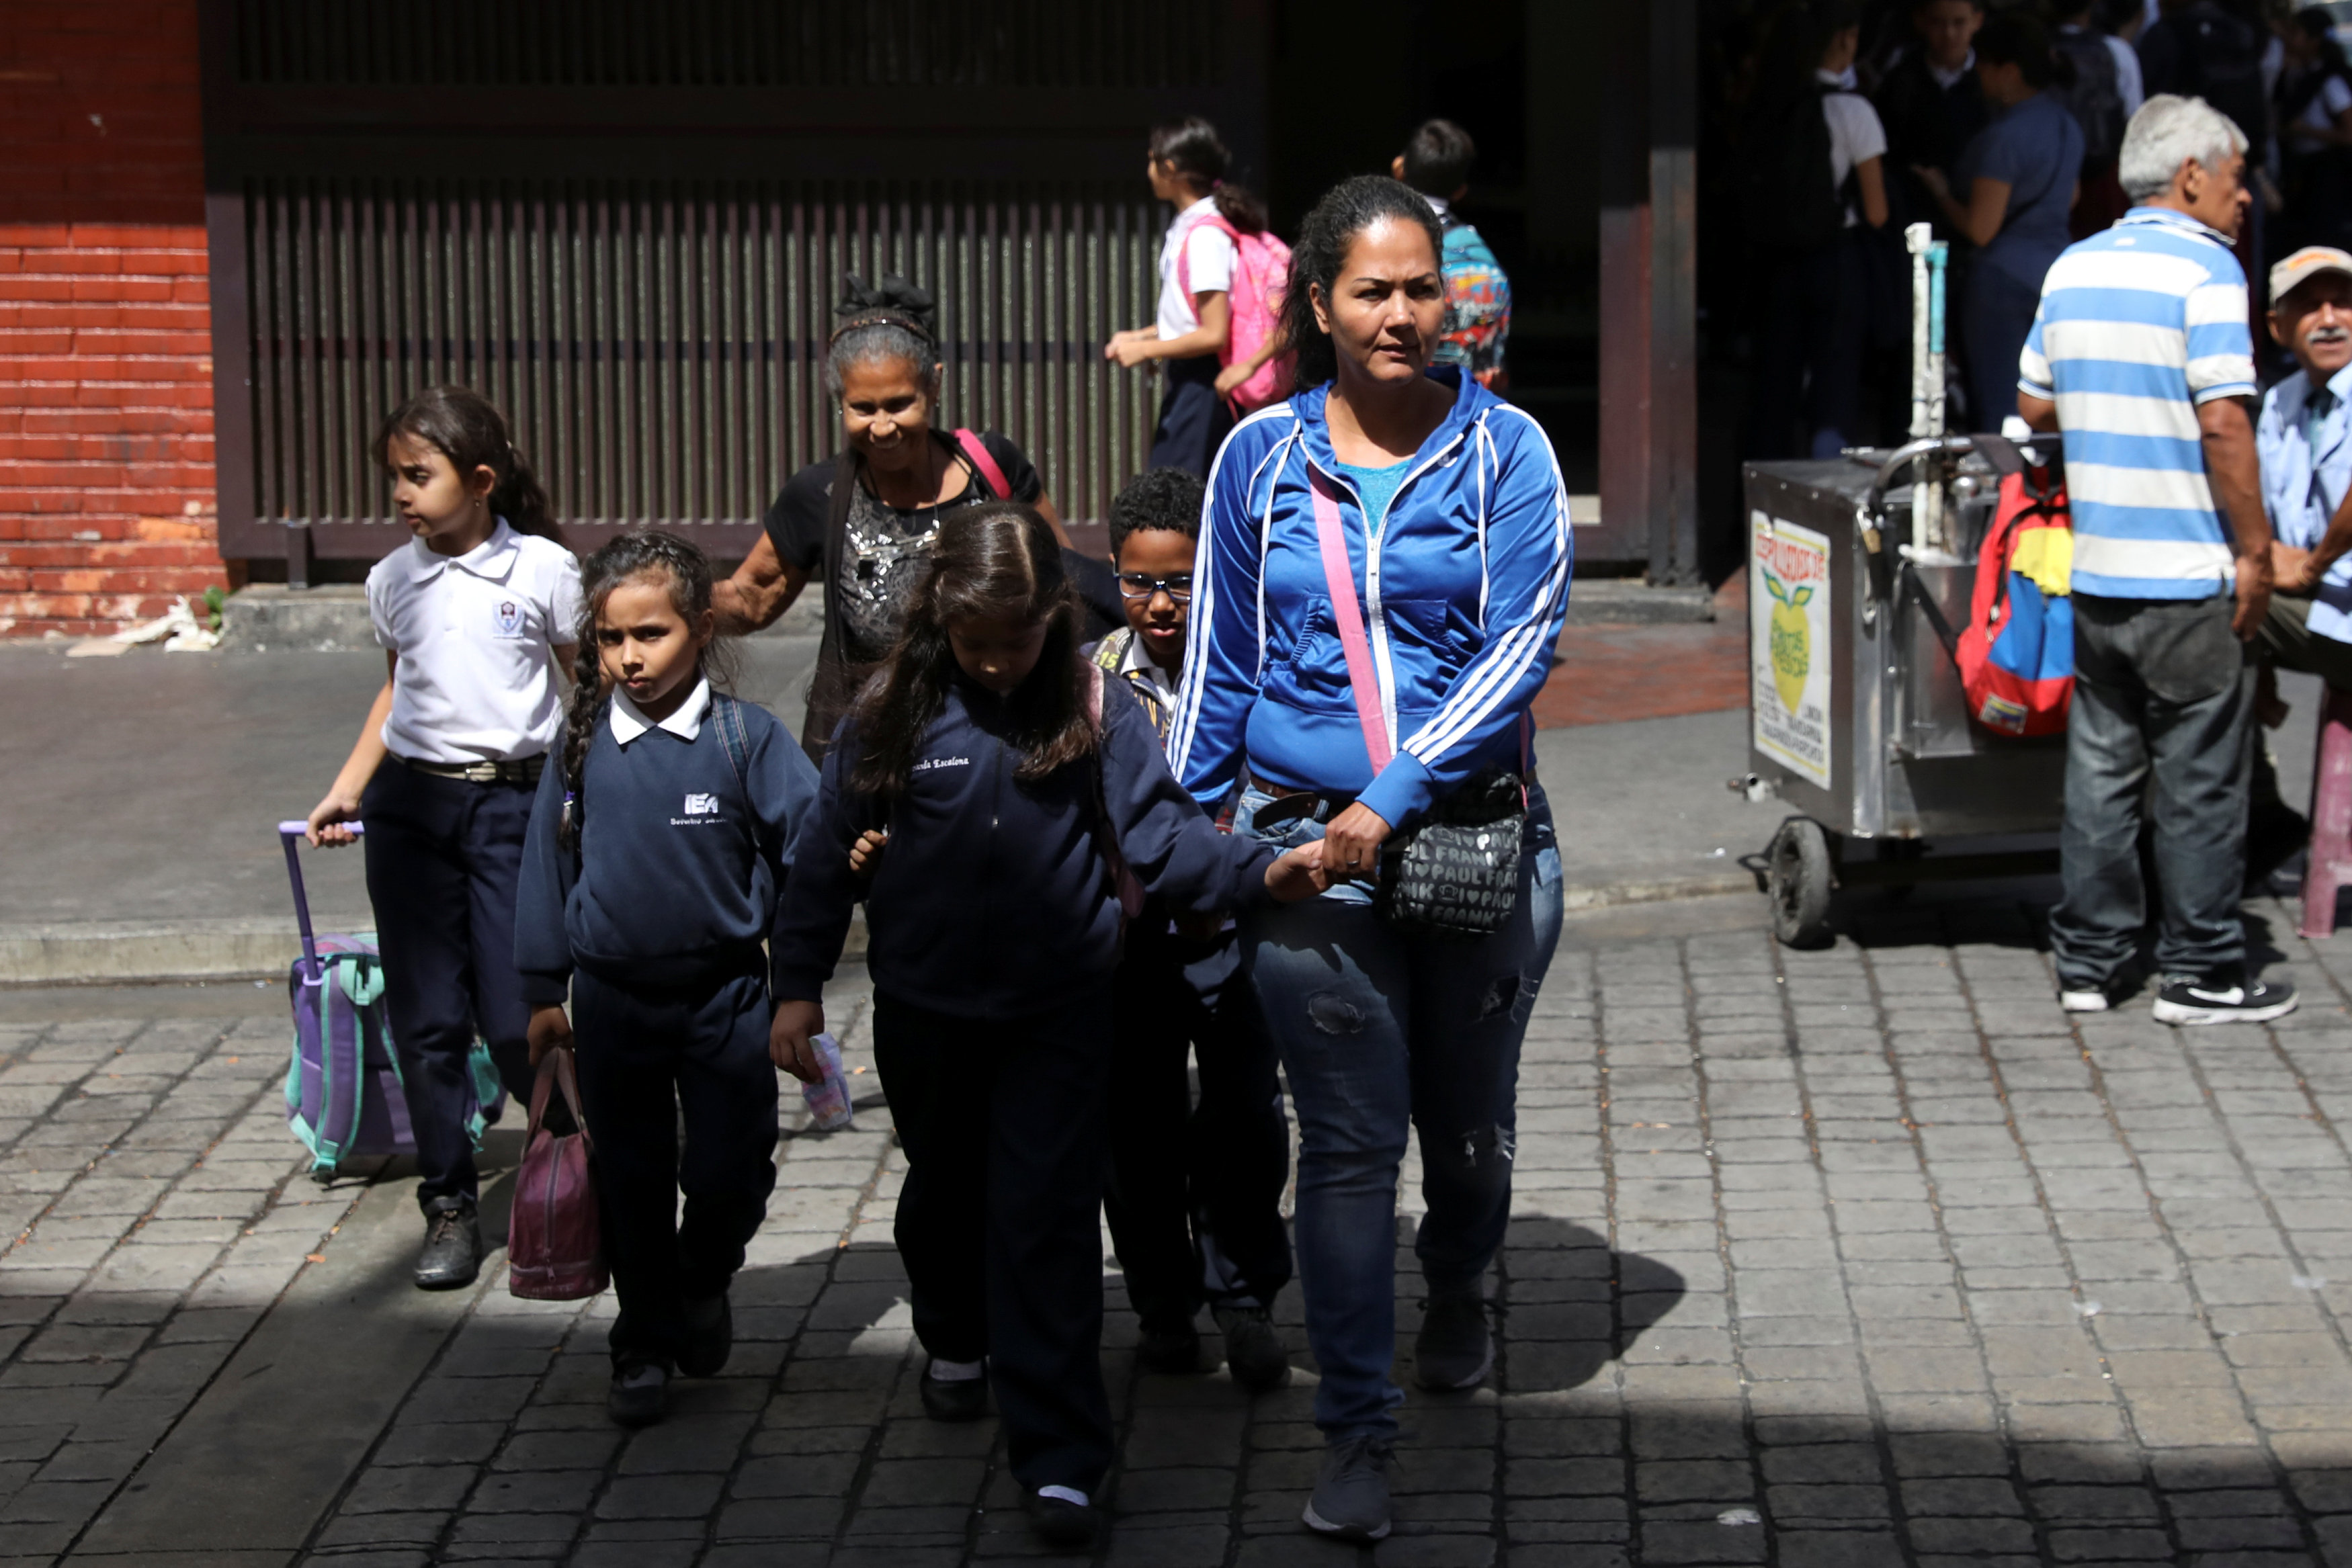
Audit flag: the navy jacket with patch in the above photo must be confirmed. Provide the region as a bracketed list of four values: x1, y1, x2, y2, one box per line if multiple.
[514, 696, 821, 1004]
[770, 669, 1277, 1018]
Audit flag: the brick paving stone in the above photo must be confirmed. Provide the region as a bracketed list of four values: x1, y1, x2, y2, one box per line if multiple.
[15, 908, 2352, 1562]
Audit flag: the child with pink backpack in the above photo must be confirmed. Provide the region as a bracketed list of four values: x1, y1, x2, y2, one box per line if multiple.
[1103, 116, 1292, 478]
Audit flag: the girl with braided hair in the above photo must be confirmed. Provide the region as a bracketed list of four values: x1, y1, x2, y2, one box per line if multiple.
[714, 273, 1070, 764]
[515, 530, 821, 1429]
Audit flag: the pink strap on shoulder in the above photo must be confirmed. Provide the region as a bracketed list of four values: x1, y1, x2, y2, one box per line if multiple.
[952, 429, 1012, 500]
[1308, 473, 1394, 773]
[1174, 212, 1239, 304]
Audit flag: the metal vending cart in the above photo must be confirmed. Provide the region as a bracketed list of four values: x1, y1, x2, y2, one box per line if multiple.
[1742, 224, 2066, 945]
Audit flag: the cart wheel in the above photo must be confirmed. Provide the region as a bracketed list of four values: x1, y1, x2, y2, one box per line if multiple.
[1768, 818, 1835, 949]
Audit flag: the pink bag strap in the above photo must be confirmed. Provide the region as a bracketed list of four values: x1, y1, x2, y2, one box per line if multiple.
[1308, 470, 1394, 773]
[952, 429, 1011, 500]
[526, 1046, 593, 1154]
[1174, 212, 1240, 304]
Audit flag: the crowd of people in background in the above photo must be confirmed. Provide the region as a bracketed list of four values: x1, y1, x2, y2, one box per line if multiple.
[296, 112, 1556, 1556]
[1734, 0, 2352, 458]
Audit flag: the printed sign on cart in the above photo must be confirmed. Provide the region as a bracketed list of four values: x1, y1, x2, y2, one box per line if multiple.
[1751, 510, 1833, 789]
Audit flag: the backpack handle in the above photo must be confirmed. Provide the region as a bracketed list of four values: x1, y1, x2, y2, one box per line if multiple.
[276, 820, 364, 984]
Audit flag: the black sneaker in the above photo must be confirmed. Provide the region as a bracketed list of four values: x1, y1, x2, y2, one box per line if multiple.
[1135, 1322, 1205, 1375]
[918, 1360, 989, 1422]
[1023, 1487, 1101, 1551]
[677, 1297, 729, 1382]
[2152, 971, 2300, 1027]
[608, 1358, 669, 1427]
[1212, 1303, 1291, 1391]
[413, 1197, 481, 1291]
[1413, 1289, 1493, 1391]
[1302, 1434, 1393, 1542]
[677, 1290, 732, 1377]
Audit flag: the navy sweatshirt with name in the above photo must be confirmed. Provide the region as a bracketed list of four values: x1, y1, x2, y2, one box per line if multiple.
[769, 670, 1279, 1018]
[514, 695, 821, 1004]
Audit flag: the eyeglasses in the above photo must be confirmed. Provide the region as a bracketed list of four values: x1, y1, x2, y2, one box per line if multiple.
[1115, 572, 1193, 603]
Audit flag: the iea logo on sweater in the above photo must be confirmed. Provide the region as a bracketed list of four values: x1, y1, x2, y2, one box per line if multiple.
[682, 793, 720, 816]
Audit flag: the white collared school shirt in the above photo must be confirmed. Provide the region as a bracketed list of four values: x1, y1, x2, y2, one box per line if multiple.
[367, 519, 585, 765]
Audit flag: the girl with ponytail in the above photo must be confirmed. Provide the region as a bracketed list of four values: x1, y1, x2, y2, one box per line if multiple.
[1103, 116, 1275, 478]
[302, 384, 585, 1295]
[515, 529, 821, 1431]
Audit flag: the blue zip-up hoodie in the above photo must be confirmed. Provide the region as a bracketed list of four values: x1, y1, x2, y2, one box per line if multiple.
[514, 688, 821, 1004]
[769, 670, 1278, 1018]
[1167, 367, 1573, 828]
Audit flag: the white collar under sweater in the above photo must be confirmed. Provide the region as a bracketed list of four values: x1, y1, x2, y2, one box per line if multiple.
[609, 676, 710, 745]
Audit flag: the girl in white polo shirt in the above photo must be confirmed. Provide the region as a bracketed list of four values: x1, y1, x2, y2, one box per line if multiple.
[304, 385, 583, 1291]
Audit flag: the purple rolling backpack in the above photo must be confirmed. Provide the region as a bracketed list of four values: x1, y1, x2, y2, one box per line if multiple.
[278, 822, 503, 1180]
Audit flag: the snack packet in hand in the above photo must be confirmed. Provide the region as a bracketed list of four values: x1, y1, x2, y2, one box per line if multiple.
[801, 1032, 855, 1131]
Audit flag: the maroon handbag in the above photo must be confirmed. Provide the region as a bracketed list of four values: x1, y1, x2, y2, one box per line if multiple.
[507, 1047, 607, 1301]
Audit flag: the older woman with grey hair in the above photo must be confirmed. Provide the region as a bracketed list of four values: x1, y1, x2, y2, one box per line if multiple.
[716, 273, 1067, 761]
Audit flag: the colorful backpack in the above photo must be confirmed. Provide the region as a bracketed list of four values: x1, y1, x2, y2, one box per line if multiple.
[1949, 437, 2074, 737]
[278, 825, 503, 1179]
[1177, 214, 1295, 413]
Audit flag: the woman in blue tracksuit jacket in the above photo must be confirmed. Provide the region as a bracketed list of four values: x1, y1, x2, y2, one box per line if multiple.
[1166, 175, 1572, 1542]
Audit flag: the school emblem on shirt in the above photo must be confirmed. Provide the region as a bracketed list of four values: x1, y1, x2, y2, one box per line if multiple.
[683, 793, 720, 816]
[493, 599, 523, 636]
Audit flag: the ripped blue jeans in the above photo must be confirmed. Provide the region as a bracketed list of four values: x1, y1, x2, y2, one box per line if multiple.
[1236, 783, 1563, 1440]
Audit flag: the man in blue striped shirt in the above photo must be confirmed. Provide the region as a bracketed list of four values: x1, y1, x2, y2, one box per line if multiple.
[2019, 93, 2297, 1025]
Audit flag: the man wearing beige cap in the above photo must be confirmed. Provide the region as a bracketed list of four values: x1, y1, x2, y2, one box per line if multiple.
[2255, 245, 2352, 694]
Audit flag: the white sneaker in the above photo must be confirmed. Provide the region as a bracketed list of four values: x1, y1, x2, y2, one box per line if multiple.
[2060, 988, 2111, 1013]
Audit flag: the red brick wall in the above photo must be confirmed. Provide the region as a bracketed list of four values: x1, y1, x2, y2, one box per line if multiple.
[0, 1, 216, 638]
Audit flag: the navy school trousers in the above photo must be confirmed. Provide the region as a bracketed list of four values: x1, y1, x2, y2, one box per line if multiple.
[360, 757, 537, 1211]
[1103, 922, 1294, 1332]
[1146, 353, 1235, 480]
[872, 984, 1116, 1494]
[571, 962, 779, 1368]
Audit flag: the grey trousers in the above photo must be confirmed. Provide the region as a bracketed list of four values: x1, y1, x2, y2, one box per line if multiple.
[2049, 593, 2254, 988]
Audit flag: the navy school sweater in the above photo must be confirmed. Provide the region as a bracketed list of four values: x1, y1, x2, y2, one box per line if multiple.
[514, 693, 821, 1005]
[769, 670, 1279, 1018]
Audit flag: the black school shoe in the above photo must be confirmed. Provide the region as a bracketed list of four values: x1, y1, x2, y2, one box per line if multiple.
[919, 1360, 990, 1422]
[1023, 1488, 1103, 1551]
[2152, 971, 2300, 1027]
[1135, 1322, 1206, 1375]
[413, 1197, 481, 1291]
[608, 1358, 670, 1427]
[677, 1291, 732, 1378]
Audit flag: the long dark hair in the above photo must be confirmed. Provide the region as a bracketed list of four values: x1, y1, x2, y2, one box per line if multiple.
[558, 530, 738, 844]
[847, 503, 1091, 798]
[372, 385, 558, 541]
[1276, 175, 1447, 390]
[1148, 116, 1269, 234]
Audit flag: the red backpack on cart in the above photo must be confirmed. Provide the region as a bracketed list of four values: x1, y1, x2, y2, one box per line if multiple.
[1915, 435, 2074, 737]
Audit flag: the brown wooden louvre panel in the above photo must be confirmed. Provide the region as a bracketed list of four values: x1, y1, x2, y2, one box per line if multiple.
[229, 0, 1222, 90]
[232, 179, 1162, 555]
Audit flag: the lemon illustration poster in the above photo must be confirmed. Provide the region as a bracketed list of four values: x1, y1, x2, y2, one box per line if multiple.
[1750, 510, 1833, 788]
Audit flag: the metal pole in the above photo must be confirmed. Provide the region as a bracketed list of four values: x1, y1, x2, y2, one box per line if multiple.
[1904, 222, 1951, 553]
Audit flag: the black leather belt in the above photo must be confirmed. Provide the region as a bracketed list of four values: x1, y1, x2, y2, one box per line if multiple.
[403, 755, 545, 785]
[1249, 775, 1355, 829]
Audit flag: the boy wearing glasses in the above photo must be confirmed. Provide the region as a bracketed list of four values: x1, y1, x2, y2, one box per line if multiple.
[1090, 467, 1296, 1392]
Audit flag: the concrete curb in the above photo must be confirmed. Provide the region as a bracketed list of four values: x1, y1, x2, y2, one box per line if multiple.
[4, 873, 1763, 985]
[0, 914, 872, 987]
